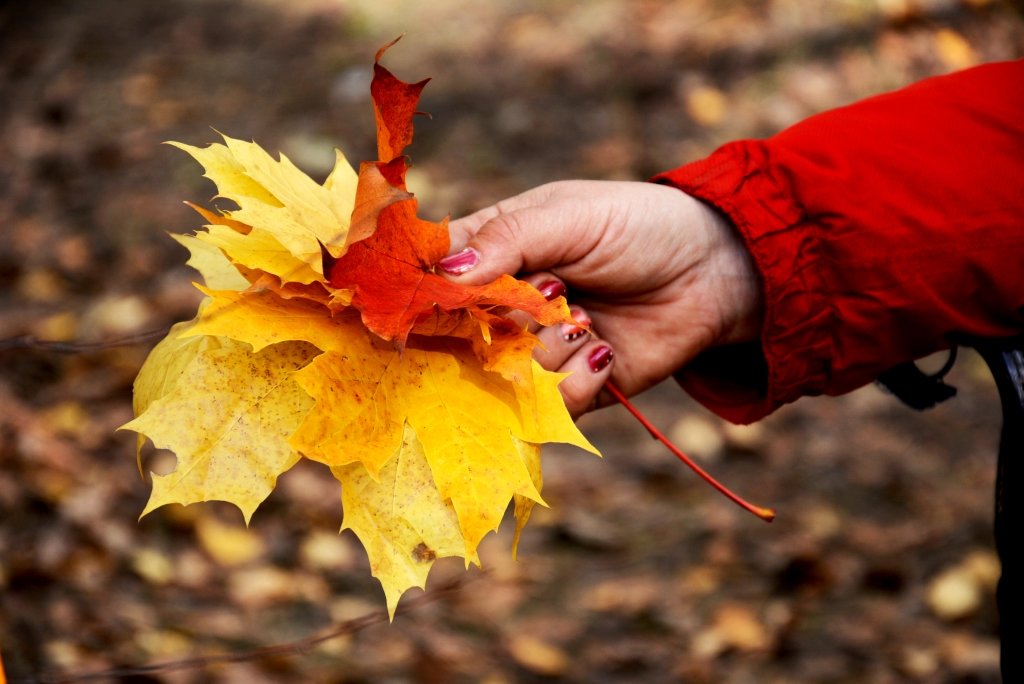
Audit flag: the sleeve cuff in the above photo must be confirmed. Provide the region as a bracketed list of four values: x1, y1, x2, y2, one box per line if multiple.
[652, 141, 834, 423]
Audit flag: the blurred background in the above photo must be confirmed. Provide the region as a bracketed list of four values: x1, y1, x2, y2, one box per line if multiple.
[2, 1, 1022, 682]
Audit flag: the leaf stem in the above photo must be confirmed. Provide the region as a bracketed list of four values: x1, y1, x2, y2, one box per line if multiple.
[604, 381, 775, 522]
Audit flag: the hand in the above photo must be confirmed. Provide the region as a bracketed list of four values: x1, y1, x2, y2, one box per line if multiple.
[443, 180, 762, 416]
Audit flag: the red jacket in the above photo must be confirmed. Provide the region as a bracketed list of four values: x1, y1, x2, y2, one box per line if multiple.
[654, 60, 1024, 424]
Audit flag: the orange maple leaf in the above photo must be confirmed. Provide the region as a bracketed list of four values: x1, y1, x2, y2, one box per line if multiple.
[326, 43, 570, 344]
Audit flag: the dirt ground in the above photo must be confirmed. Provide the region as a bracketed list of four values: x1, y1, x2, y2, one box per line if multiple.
[2, 1, 1023, 682]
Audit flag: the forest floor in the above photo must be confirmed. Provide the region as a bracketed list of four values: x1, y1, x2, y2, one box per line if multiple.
[2, 1, 1023, 682]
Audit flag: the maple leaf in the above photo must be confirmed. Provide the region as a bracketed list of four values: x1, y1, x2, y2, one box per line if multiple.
[123, 339, 317, 523]
[170, 135, 359, 283]
[332, 425, 465, 617]
[177, 285, 594, 550]
[290, 333, 592, 557]
[169, 233, 252, 291]
[325, 54, 572, 344]
[129, 319, 224, 473]
[124, 39, 603, 617]
[335, 428, 543, 616]
[370, 38, 430, 164]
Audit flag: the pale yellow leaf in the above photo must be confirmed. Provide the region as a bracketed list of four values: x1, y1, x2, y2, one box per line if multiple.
[170, 134, 359, 275]
[194, 514, 267, 567]
[181, 286, 360, 353]
[292, 332, 592, 558]
[167, 139, 279, 206]
[333, 425, 465, 618]
[129, 318, 225, 472]
[196, 224, 321, 285]
[512, 439, 543, 560]
[122, 339, 317, 523]
[685, 85, 728, 127]
[934, 28, 977, 71]
[169, 233, 251, 291]
[175, 289, 593, 558]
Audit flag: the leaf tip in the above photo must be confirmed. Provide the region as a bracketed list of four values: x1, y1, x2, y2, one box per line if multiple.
[375, 35, 405, 64]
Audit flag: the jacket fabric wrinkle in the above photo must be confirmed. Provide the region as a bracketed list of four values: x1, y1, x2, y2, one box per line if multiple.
[653, 59, 1024, 424]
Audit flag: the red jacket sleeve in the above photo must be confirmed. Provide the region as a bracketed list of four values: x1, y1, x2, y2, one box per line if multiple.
[653, 60, 1024, 424]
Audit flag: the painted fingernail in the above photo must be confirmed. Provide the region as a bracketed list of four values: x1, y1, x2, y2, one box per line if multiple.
[438, 247, 480, 275]
[562, 324, 588, 342]
[570, 307, 591, 326]
[538, 280, 566, 301]
[561, 307, 591, 342]
[588, 345, 614, 373]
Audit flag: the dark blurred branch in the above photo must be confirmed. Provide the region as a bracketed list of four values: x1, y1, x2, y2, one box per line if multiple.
[27, 573, 473, 684]
[0, 328, 170, 354]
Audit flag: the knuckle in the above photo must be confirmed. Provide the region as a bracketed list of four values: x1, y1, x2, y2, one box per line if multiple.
[481, 210, 526, 248]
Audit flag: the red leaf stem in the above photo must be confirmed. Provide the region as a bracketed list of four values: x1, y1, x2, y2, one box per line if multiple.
[604, 381, 775, 522]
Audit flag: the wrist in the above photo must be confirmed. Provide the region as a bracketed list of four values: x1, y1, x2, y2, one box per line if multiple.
[698, 202, 763, 346]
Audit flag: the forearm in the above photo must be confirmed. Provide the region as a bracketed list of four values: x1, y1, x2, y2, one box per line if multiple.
[655, 60, 1024, 423]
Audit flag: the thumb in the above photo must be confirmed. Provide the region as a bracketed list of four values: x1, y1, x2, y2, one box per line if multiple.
[441, 203, 588, 285]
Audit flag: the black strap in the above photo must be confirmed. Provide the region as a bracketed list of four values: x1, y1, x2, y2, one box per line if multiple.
[880, 342, 1021, 682]
[973, 341, 1024, 684]
[876, 349, 959, 410]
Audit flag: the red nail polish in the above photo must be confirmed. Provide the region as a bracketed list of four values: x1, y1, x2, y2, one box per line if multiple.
[588, 345, 613, 373]
[438, 247, 479, 275]
[561, 323, 588, 342]
[562, 306, 591, 341]
[538, 280, 566, 301]
[570, 307, 591, 327]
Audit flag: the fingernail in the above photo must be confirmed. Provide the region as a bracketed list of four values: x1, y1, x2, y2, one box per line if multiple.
[570, 307, 591, 326]
[537, 280, 566, 301]
[561, 307, 591, 342]
[561, 323, 588, 342]
[588, 345, 614, 373]
[438, 247, 480, 275]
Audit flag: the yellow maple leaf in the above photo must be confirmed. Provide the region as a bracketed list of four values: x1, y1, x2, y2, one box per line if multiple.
[177, 201, 323, 286]
[290, 339, 587, 560]
[170, 133, 359, 277]
[195, 223, 321, 285]
[169, 233, 252, 291]
[337, 427, 544, 618]
[124, 339, 317, 523]
[512, 438, 543, 560]
[333, 425, 466, 618]
[130, 318, 224, 472]
[183, 286, 352, 353]
[176, 285, 594, 558]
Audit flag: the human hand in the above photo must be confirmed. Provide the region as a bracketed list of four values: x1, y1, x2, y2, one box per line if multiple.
[443, 180, 762, 417]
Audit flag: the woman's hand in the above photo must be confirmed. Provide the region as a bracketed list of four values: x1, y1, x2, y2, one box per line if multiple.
[443, 180, 763, 417]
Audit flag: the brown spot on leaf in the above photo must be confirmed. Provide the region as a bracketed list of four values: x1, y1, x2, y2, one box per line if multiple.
[412, 542, 436, 563]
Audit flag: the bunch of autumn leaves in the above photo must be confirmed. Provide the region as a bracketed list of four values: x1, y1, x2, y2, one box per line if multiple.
[122, 48, 595, 616]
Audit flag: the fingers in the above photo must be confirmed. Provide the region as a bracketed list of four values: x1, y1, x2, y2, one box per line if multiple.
[532, 305, 590, 367]
[485, 272, 569, 332]
[533, 304, 615, 418]
[446, 184, 620, 416]
[534, 278, 567, 303]
[556, 339, 616, 418]
[505, 270, 616, 417]
[447, 205, 499, 250]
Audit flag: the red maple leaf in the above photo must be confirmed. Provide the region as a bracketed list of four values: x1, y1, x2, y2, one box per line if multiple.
[326, 40, 570, 344]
